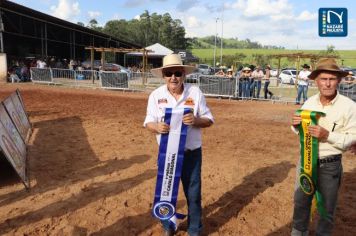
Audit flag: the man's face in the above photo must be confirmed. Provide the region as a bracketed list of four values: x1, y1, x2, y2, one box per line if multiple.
[315, 72, 341, 98]
[162, 67, 185, 91]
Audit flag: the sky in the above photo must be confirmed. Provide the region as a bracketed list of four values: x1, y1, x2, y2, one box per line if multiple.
[9, 0, 356, 50]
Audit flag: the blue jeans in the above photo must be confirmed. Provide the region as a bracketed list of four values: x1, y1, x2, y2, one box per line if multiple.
[242, 80, 250, 98]
[264, 81, 273, 99]
[296, 85, 308, 104]
[238, 80, 243, 98]
[162, 148, 202, 234]
[292, 157, 343, 236]
[249, 79, 255, 97]
[256, 80, 262, 98]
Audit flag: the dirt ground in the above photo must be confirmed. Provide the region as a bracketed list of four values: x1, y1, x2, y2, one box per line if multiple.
[0, 84, 355, 236]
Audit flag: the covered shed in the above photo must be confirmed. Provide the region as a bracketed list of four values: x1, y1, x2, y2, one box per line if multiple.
[125, 43, 173, 69]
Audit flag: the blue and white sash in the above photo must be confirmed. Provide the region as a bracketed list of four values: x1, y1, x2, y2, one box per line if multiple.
[152, 107, 191, 229]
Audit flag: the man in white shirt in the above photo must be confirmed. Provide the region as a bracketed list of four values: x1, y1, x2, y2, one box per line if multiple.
[251, 66, 264, 99]
[291, 58, 356, 236]
[144, 54, 214, 236]
[295, 64, 311, 105]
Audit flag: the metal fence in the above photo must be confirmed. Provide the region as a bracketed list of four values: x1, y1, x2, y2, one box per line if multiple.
[30, 68, 53, 84]
[339, 82, 356, 101]
[198, 76, 237, 98]
[29, 68, 356, 102]
[100, 72, 128, 90]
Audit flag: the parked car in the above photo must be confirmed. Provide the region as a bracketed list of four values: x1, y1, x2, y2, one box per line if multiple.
[185, 73, 200, 83]
[197, 64, 210, 75]
[101, 63, 131, 79]
[81, 60, 102, 70]
[279, 69, 297, 84]
[270, 69, 278, 77]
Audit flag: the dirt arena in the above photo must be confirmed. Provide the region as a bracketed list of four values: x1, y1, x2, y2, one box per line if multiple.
[0, 84, 355, 236]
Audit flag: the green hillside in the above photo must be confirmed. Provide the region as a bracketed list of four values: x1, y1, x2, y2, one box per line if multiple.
[191, 48, 356, 68]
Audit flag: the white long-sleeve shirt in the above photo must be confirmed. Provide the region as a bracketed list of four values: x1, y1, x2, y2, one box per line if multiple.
[292, 92, 356, 158]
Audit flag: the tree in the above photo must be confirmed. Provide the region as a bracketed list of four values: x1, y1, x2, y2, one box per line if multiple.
[100, 11, 188, 50]
[88, 19, 102, 32]
[319, 44, 339, 57]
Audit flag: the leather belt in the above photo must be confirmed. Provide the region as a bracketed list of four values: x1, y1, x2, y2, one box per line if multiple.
[318, 154, 342, 164]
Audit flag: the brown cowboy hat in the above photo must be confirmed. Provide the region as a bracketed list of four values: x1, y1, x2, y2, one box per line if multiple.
[308, 58, 348, 80]
[151, 54, 196, 78]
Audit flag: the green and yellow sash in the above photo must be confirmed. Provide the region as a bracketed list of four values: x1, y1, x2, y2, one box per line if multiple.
[296, 109, 327, 219]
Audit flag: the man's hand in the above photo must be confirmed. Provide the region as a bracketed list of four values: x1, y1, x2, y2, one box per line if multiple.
[292, 114, 302, 127]
[156, 122, 170, 134]
[183, 112, 195, 126]
[350, 142, 356, 155]
[308, 125, 329, 142]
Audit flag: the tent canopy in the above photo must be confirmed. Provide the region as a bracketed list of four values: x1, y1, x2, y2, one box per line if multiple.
[127, 43, 173, 57]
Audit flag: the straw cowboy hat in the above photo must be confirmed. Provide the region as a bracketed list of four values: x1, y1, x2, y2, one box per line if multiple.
[308, 58, 348, 80]
[242, 67, 251, 71]
[151, 54, 195, 78]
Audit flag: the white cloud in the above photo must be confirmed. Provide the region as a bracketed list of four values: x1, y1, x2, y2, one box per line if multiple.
[296, 10, 317, 21]
[270, 14, 293, 21]
[231, 0, 292, 17]
[88, 11, 101, 19]
[185, 16, 203, 28]
[50, 0, 80, 21]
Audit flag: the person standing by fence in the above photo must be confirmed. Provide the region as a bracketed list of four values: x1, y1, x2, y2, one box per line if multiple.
[295, 64, 311, 105]
[239, 67, 252, 98]
[251, 66, 264, 99]
[264, 65, 274, 99]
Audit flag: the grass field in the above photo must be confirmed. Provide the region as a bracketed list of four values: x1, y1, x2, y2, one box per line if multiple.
[192, 48, 356, 68]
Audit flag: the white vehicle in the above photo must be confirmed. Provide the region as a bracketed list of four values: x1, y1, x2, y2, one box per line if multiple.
[197, 64, 210, 75]
[279, 69, 297, 84]
[270, 69, 278, 77]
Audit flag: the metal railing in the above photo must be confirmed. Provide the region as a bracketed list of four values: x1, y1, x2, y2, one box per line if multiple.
[29, 68, 356, 102]
[100, 72, 128, 90]
[338, 82, 356, 102]
[30, 68, 53, 84]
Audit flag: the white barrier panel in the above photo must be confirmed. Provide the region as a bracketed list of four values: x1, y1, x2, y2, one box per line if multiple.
[145, 72, 163, 88]
[100, 71, 129, 90]
[51, 68, 75, 81]
[199, 75, 237, 98]
[0, 103, 29, 188]
[3, 90, 31, 141]
[30, 68, 53, 84]
[51, 68, 100, 88]
[339, 82, 356, 102]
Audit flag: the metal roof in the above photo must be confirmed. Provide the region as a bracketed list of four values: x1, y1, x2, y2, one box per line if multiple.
[0, 0, 141, 48]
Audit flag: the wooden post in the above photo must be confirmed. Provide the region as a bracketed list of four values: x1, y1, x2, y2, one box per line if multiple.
[90, 48, 94, 83]
[277, 57, 281, 85]
[145, 50, 149, 83]
[101, 50, 105, 69]
[142, 49, 146, 85]
[295, 56, 300, 89]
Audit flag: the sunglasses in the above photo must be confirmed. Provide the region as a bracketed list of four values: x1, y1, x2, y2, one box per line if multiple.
[163, 71, 183, 77]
